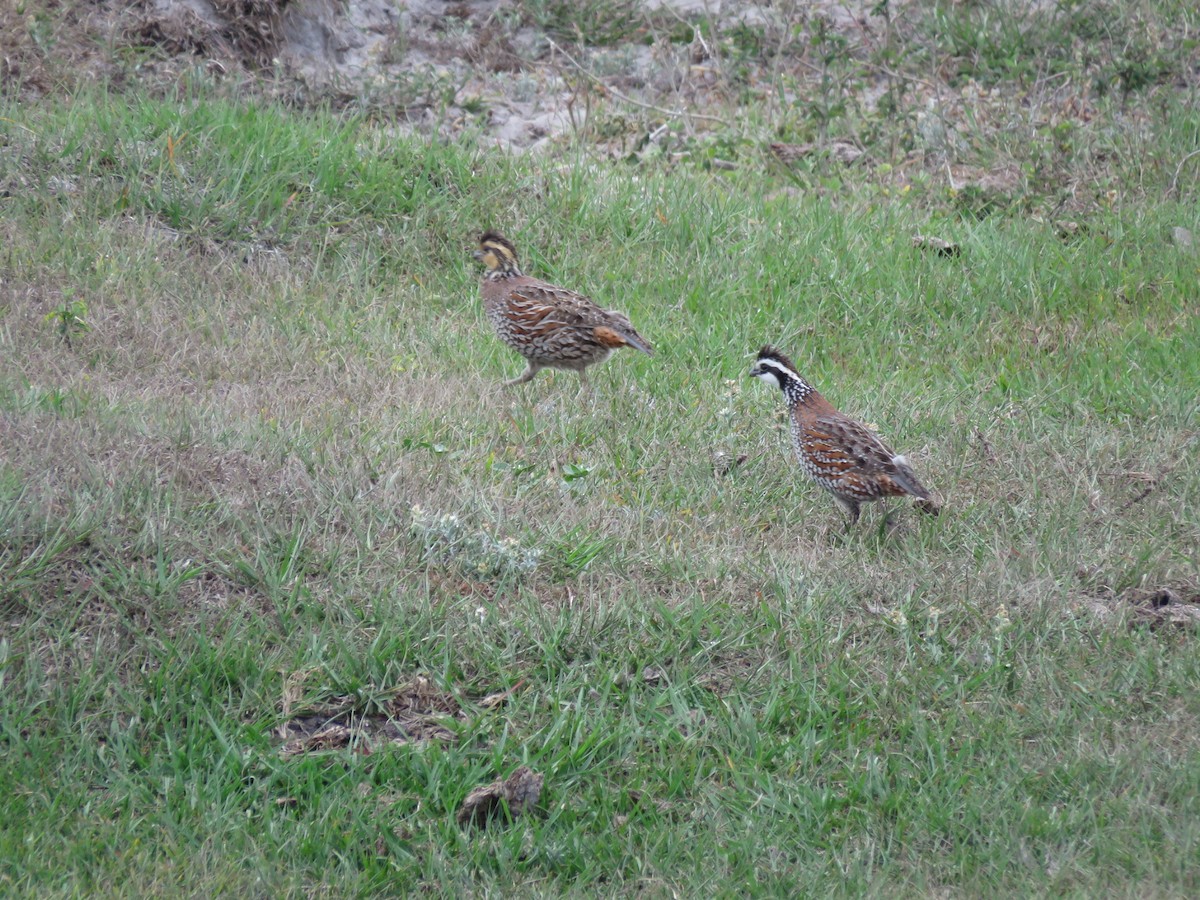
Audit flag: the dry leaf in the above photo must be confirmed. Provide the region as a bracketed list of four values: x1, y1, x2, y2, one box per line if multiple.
[280, 724, 352, 758]
[914, 498, 942, 516]
[828, 141, 864, 164]
[456, 766, 544, 827]
[770, 141, 862, 165]
[478, 679, 525, 710]
[769, 141, 814, 164]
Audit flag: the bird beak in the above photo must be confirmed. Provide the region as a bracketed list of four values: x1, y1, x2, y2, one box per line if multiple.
[471, 249, 484, 261]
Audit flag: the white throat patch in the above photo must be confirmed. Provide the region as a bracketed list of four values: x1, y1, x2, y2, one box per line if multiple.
[754, 368, 782, 389]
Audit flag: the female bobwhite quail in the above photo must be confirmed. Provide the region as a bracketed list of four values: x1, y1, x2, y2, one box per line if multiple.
[750, 345, 939, 524]
[473, 232, 654, 386]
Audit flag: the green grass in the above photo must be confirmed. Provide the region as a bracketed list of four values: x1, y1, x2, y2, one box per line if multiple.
[1, 70, 1199, 896]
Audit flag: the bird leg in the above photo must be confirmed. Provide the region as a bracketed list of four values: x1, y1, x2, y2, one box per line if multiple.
[832, 495, 861, 525]
[504, 362, 542, 386]
[880, 505, 901, 537]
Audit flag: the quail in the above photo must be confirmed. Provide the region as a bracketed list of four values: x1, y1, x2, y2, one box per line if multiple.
[749, 345, 938, 524]
[473, 232, 654, 387]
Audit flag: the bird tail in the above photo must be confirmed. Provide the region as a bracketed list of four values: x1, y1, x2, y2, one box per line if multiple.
[593, 325, 654, 355]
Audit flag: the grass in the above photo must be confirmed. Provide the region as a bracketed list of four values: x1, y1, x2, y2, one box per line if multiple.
[2, 32, 1200, 897]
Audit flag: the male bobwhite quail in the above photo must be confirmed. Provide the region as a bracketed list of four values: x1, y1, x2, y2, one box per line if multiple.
[473, 232, 654, 386]
[749, 345, 939, 524]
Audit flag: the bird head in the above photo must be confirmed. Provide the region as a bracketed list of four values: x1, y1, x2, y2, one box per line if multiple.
[473, 232, 521, 275]
[749, 345, 803, 390]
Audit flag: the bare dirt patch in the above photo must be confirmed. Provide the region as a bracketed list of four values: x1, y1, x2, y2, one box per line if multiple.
[1074, 582, 1200, 631]
[276, 671, 482, 756]
[9, 0, 1197, 204]
[0, 1, 118, 94]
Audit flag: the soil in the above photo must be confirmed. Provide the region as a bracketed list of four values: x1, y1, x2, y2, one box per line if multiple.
[5, 0, 883, 151]
[3, 1, 1192, 211]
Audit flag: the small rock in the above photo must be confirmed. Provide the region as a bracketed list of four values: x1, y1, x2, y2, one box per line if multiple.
[828, 141, 864, 165]
[1054, 220, 1086, 240]
[642, 666, 664, 684]
[912, 234, 961, 258]
[47, 175, 78, 195]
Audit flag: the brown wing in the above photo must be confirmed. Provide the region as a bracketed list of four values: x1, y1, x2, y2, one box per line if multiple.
[504, 280, 653, 354]
[801, 414, 926, 499]
[507, 284, 600, 330]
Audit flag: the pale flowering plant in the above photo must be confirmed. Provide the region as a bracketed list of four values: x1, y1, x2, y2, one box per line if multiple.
[409, 505, 540, 581]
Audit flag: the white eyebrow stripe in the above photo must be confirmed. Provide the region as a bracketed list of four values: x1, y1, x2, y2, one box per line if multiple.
[761, 359, 801, 382]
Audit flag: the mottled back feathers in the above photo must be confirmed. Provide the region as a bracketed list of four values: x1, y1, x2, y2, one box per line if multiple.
[473, 232, 653, 386]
